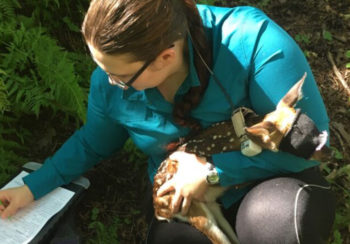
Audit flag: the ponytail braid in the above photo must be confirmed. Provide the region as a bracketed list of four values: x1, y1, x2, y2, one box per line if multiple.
[172, 0, 212, 131]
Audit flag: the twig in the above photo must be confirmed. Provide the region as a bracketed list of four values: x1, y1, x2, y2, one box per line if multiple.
[327, 51, 350, 97]
[331, 122, 350, 146]
[332, 35, 347, 43]
[330, 124, 346, 154]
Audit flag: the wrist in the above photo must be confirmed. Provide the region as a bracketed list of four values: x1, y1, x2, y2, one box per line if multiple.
[205, 164, 220, 185]
[23, 185, 34, 202]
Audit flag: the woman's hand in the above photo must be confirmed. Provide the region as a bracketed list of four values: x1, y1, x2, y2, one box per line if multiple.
[157, 151, 210, 216]
[0, 185, 34, 219]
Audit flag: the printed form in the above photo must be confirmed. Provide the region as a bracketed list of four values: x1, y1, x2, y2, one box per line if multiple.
[0, 171, 75, 244]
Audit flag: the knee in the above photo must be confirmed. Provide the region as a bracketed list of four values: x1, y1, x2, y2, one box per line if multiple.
[235, 177, 335, 244]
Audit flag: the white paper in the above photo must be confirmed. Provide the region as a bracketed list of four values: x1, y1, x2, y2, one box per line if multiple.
[0, 171, 75, 244]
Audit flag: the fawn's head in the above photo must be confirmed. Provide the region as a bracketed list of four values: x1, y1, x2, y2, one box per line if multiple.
[245, 73, 306, 151]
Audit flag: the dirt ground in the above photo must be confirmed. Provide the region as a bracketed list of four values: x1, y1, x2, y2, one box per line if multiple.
[27, 1, 350, 243]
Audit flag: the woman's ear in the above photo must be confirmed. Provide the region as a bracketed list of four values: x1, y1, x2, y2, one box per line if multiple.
[151, 47, 176, 71]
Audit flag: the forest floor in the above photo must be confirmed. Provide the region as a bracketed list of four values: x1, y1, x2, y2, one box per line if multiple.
[25, 0, 350, 243]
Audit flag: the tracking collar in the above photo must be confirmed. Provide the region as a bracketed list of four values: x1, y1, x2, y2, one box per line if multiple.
[279, 109, 328, 159]
[232, 107, 262, 157]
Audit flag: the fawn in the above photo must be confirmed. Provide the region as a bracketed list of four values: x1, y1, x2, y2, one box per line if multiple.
[153, 73, 330, 244]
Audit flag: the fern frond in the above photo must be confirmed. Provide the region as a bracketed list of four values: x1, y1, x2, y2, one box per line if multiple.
[0, 0, 21, 22]
[1, 24, 88, 121]
[32, 33, 87, 121]
[0, 69, 10, 113]
[0, 0, 91, 165]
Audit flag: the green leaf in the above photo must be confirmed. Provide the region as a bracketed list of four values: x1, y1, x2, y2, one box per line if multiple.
[295, 34, 311, 44]
[346, 63, 350, 69]
[331, 147, 344, 160]
[332, 230, 343, 244]
[346, 50, 350, 58]
[91, 207, 100, 221]
[321, 163, 331, 174]
[62, 16, 81, 33]
[323, 30, 333, 41]
[124, 217, 131, 225]
[335, 150, 344, 160]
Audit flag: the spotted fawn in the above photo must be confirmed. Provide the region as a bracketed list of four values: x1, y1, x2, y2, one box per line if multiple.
[153, 73, 330, 244]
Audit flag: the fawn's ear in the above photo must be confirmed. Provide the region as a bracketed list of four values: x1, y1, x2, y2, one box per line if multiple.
[245, 126, 270, 142]
[245, 124, 278, 151]
[277, 72, 306, 110]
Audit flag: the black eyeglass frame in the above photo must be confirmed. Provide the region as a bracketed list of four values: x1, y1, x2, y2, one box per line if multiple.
[107, 44, 175, 89]
[107, 58, 154, 89]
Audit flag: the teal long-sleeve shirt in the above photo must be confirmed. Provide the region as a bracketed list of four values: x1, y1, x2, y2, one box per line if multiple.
[23, 5, 328, 208]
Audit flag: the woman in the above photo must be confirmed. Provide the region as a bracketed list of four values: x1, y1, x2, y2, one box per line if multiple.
[0, 1, 335, 243]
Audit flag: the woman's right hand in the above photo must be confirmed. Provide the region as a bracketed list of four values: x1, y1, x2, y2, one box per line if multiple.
[157, 151, 210, 216]
[0, 185, 34, 219]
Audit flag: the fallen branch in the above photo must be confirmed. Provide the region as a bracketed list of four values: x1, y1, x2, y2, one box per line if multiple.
[331, 122, 350, 146]
[330, 124, 346, 158]
[327, 51, 350, 97]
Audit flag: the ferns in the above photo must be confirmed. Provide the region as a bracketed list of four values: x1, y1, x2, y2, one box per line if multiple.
[0, 0, 94, 181]
[0, 0, 20, 22]
[0, 70, 10, 113]
[1, 23, 87, 120]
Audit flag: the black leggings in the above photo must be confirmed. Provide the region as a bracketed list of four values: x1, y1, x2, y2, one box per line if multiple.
[145, 167, 336, 244]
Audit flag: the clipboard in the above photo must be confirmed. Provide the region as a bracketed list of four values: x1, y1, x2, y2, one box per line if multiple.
[1, 162, 90, 244]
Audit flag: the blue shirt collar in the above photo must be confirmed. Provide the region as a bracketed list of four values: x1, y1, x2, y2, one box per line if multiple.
[121, 37, 200, 101]
[121, 86, 146, 101]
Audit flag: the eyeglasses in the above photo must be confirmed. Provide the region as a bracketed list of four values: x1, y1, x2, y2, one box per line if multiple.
[107, 44, 175, 89]
[107, 59, 154, 89]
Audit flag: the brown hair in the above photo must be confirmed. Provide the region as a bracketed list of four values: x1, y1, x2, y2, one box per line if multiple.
[82, 0, 212, 130]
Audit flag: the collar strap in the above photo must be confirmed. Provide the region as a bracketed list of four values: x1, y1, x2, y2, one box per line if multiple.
[231, 107, 246, 139]
[279, 111, 328, 159]
[231, 107, 262, 157]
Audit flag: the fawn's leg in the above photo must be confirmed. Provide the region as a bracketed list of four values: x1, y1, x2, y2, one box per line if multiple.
[187, 201, 232, 244]
[207, 201, 239, 244]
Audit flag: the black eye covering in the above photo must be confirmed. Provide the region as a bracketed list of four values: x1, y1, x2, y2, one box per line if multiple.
[279, 109, 328, 159]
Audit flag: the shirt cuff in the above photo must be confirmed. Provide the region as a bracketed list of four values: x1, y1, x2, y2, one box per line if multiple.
[22, 160, 65, 200]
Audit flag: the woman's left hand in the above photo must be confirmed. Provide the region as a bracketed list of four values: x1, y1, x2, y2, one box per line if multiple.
[156, 151, 210, 216]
